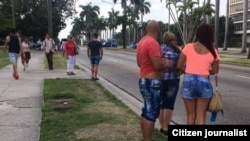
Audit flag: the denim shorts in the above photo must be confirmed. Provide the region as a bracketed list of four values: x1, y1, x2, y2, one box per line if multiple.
[9, 52, 20, 63]
[181, 73, 213, 99]
[90, 56, 101, 65]
[160, 79, 180, 110]
[139, 78, 161, 122]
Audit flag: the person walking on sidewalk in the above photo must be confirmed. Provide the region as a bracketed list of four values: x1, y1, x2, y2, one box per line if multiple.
[87, 33, 103, 80]
[64, 35, 77, 75]
[177, 22, 220, 125]
[3, 28, 24, 79]
[136, 20, 172, 141]
[21, 36, 32, 71]
[43, 33, 56, 70]
[158, 31, 182, 136]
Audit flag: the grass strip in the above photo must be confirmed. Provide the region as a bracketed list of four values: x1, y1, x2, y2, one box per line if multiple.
[40, 79, 166, 141]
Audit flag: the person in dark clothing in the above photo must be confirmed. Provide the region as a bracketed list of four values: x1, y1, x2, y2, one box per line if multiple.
[87, 33, 103, 80]
[3, 28, 24, 79]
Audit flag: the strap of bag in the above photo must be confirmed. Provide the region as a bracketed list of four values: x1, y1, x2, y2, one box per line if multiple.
[210, 73, 224, 122]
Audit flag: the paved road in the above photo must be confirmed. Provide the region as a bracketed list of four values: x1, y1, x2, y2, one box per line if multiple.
[77, 47, 250, 125]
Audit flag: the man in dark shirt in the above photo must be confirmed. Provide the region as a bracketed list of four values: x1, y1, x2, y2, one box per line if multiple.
[3, 29, 23, 80]
[87, 33, 103, 80]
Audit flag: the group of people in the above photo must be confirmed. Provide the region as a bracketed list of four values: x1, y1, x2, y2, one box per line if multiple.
[3, 28, 103, 81]
[3, 29, 32, 79]
[136, 20, 220, 141]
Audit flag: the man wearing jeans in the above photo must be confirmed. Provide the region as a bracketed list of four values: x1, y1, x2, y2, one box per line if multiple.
[87, 33, 103, 80]
[136, 20, 172, 141]
[43, 33, 55, 70]
[3, 28, 23, 79]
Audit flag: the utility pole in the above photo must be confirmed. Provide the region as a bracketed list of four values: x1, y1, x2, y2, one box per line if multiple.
[47, 0, 53, 37]
[11, 0, 16, 28]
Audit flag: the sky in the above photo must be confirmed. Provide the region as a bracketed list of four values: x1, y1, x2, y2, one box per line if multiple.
[58, 0, 227, 39]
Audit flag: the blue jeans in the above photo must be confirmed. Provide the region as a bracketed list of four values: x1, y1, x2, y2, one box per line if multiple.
[181, 73, 213, 99]
[9, 52, 20, 63]
[139, 78, 161, 122]
[160, 79, 180, 110]
[90, 56, 101, 65]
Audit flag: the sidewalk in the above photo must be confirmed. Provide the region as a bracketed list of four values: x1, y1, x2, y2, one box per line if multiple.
[0, 51, 90, 141]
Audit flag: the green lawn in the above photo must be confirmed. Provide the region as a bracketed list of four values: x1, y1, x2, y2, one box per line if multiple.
[0, 48, 12, 68]
[40, 79, 166, 141]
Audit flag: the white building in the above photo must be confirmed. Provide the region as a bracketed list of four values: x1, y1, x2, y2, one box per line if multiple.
[229, 0, 250, 41]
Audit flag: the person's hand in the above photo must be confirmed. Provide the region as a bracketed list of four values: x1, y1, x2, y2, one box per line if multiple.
[163, 59, 173, 68]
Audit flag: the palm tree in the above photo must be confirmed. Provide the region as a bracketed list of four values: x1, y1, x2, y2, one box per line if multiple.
[113, 0, 140, 48]
[223, 0, 229, 51]
[241, 0, 248, 53]
[214, 0, 219, 48]
[107, 8, 120, 40]
[135, 0, 151, 38]
[79, 3, 100, 41]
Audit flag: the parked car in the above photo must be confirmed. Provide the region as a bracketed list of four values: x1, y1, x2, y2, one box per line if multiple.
[102, 39, 118, 47]
[128, 42, 137, 49]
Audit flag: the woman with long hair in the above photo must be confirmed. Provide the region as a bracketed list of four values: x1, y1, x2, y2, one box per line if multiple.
[158, 31, 181, 136]
[177, 22, 220, 125]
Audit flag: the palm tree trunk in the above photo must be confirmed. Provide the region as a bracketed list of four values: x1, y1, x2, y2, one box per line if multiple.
[241, 0, 248, 53]
[122, 0, 127, 49]
[248, 46, 250, 59]
[183, 0, 187, 44]
[223, 0, 229, 50]
[214, 0, 219, 48]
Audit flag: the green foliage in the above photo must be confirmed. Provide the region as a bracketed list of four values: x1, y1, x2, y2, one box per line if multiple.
[0, 48, 10, 68]
[0, 0, 77, 42]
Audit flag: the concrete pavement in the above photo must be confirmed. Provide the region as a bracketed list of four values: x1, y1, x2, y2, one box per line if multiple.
[0, 51, 90, 141]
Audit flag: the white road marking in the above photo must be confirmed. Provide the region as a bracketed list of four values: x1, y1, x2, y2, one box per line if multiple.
[235, 75, 250, 80]
[108, 59, 118, 62]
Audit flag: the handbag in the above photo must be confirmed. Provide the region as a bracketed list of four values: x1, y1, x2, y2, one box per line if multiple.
[74, 46, 79, 55]
[208, 74, 224, 122]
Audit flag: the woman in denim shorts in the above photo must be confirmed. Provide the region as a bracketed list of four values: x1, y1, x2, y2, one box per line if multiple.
[177, 23, 220, 125]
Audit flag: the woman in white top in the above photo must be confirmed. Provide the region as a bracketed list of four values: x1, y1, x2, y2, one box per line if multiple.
[21, 36, 31, 71]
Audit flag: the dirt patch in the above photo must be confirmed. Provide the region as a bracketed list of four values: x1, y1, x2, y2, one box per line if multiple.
[75, 123, 141, 141]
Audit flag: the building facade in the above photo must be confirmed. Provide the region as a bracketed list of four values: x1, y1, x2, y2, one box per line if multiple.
[229, 0, 250, 41]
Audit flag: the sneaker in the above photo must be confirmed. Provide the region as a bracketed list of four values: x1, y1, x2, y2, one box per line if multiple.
[13, 73, 19, 80]
[70, 72, 76, 75]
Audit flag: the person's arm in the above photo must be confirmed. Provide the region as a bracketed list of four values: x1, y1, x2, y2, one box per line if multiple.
[99, 47, 103, 59]
[209, 60, 219, 75]
[3, 36, 10, 54]
[136, 54, 140, 67]
[87, 46, 90, 58]
[150, 56, 170, 71]
[176, 52, 186, 74]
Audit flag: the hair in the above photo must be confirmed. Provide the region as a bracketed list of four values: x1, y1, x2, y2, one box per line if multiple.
[195, 23, 217, 59]
[67, 34, 73, 39]
[92, 33, 99, 38]
[10, 28, 16, 34]
[162, 31, 181, 53]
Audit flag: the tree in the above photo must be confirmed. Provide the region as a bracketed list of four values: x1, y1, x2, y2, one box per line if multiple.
[113, 0, 140, 48]
[0, 0, 77, 42]
[241, 0, 248, 53]
[162, 0, 214, 45]
[79, 3, 100, 41]
[223, 0, 229, 50]
[214, 0, 219, 48]
[135, 0, 151, 38]
[108, 8, 120, 40]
